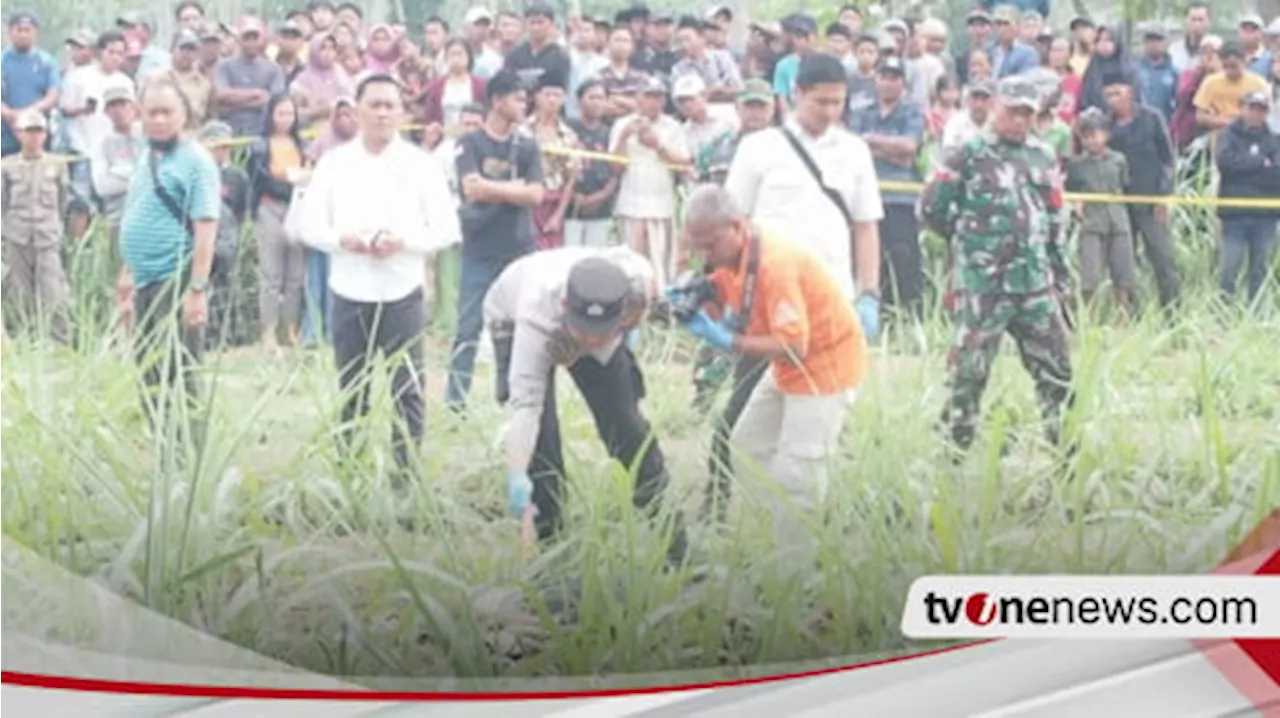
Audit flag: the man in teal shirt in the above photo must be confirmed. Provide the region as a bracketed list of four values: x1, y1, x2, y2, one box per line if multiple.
[771, 13, 816, 116]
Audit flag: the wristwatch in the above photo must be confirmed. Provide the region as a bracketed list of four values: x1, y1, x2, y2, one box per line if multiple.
[188, 278, 210, 293]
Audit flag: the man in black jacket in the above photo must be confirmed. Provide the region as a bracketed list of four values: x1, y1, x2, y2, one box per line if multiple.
[1104, 71, 1182, 314]
[1215, 91, 1280, 305]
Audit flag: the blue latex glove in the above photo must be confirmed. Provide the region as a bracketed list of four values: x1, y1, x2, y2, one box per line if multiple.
[506, 468, 533, 517]
[687, 309, 735, 351]
[856, 293, 881, 343]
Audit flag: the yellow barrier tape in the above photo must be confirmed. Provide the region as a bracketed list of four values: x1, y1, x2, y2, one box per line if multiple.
[13, 123, 1280, 210]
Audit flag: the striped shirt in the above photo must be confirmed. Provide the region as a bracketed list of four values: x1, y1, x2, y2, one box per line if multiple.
[119, 140, 221, 288]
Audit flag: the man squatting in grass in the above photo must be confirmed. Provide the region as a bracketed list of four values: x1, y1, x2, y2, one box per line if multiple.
[673, 183, 866, 568]
[486, 246, 688, 565]
[299, 73, 461, 483]
[116, 80, 221, 449]
[919, 76, 1075, 459]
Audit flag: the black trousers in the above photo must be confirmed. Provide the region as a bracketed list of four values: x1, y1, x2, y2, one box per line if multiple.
[702, 354, 769, 521]
[496, 339, 686, 561]
[1127, 205, 1181, 310]
[880, 204, 925, 318]
[133, 273, 206, 450]
[331, 289, 426, 475]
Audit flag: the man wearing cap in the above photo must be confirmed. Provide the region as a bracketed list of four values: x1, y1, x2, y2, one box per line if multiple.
[919, 76, 1074, 459]
[2, 11, 61, 158]
[955, 10, 993, 86]
[771, 14, 818, 114]
[445, 70, 545, 413]
[463, 7, 503, 80]
[672, 16, 744, 105]
[850, 56, 926, 320]
[1214, 90, 1280, 305]
[198, 120, 251, 347]
[674, 74, 738, 184]
[1137, 23, 1179, 123]
[1194, 40, 1269, 133]
[676, 183, 866, 564]
[57, 29, 103, 239]
[703, 6, 736, 60]
[503, 2, 571, 97]
[486, 247, 687, 563]
[990, 5, 1039, 78]
[909, 18, 952, 110]
[271, 20, 307, 86]
[1, 109, 71, 343]
[610, 75, 689, 290]
[117, 13, 171, 83]
[91, 84, 142, 261]
[214, 16, 286, 137]
[1239, 14, 1273, 77]
[1170, 4, 1211, 73]
[943, 79, 995, 153]
[160, 30, 212, 130]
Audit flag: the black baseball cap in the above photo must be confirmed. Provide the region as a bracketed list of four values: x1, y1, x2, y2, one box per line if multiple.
[565, 258, 630, 335]
[878, 56, 908, 77]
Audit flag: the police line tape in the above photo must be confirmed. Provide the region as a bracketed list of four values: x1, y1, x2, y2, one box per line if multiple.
[16, 124, 1280, 210]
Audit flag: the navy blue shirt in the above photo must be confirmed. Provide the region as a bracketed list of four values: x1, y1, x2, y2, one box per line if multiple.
[850, 99, 925, 206]
[1, 47, 61, 156]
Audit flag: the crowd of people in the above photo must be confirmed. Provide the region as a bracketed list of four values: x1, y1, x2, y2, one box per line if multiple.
[2, 2, 1279, 562]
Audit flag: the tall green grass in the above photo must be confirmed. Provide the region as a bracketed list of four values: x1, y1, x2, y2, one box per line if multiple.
[2, 207, 1278, 686]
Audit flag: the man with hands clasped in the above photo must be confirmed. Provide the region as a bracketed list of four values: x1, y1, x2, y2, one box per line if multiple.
[672, 184, 867, 566]
[300, 74, 461, 483]
[485, 247, 688, 565]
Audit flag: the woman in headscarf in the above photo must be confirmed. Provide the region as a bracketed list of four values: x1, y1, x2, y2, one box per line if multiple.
[363, 24, 401, 74]
[290, 33, 354, 133]
[1079, 25, 1140, 114]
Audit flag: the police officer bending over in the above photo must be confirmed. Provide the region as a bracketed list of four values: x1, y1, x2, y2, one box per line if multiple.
[485, 246, 688, 565]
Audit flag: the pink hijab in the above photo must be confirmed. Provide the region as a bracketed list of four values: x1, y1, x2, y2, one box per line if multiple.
[293, 34, 354, 113]
[362, 24, 401, 74]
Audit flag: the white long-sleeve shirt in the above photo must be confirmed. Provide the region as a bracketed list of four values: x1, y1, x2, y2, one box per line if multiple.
[299, 134, 462, 303]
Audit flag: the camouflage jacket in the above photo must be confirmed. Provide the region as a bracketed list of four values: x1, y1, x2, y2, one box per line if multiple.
[919, 129, 1069, 295]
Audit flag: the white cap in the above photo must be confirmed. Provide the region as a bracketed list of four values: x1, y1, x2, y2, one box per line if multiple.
[672, 73, 707, 99]
[464, 6, 494, 24]
[1266, 17, 1280, 36]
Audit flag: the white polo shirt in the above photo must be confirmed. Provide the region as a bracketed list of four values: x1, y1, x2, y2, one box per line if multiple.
[724, 118, 884, 301]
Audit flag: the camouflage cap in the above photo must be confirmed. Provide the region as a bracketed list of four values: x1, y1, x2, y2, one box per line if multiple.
[996, 76, 1040, 110]
[991, 4, 1020, 24]
[737, 78, 772, 104]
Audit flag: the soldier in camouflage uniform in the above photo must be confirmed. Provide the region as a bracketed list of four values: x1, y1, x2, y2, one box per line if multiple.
[691, 78, 777, 415]
[918, 77, 1074, 455]
[1, 110, 72, 344]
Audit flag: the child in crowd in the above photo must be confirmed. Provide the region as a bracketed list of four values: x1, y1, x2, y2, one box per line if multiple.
[200, 120, 252, 348]
[1066, 111, 1135, 318]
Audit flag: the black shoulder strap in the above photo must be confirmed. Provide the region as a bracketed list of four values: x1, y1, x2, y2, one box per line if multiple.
[779, 126, 855, 228]
[148, 149, 194, 238]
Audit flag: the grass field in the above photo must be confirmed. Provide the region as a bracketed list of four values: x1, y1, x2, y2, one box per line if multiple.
[2, 194, 1279, 686]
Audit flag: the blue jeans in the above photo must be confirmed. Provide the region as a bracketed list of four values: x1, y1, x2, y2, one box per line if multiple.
[1219, 216, 1278, 305]
[445, 252, 517, 409]
[301, 249, 331, 347]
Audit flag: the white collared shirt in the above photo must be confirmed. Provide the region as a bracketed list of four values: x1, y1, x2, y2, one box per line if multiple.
[300, 134, 461, 303]
[724, 119, 884, 301]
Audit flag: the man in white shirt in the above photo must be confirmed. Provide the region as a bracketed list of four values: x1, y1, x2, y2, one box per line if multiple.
[609, 75, 690, 289]
[487, 247, 686, 563]
[300, 74, 461, 483]
[942, 79, 993, 153]
[712, 53, 882, 519]
[58, 28, 101, 239]
[673, 74, 738, 183]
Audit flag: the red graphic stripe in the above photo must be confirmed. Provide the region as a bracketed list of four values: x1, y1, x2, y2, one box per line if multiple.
[1, 640, 992, 701]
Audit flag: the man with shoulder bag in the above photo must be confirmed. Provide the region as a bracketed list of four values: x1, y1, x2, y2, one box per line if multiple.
[117, 80, 221, 449]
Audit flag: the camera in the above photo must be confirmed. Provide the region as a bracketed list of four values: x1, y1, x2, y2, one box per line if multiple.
[665, 270, 719, 324]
